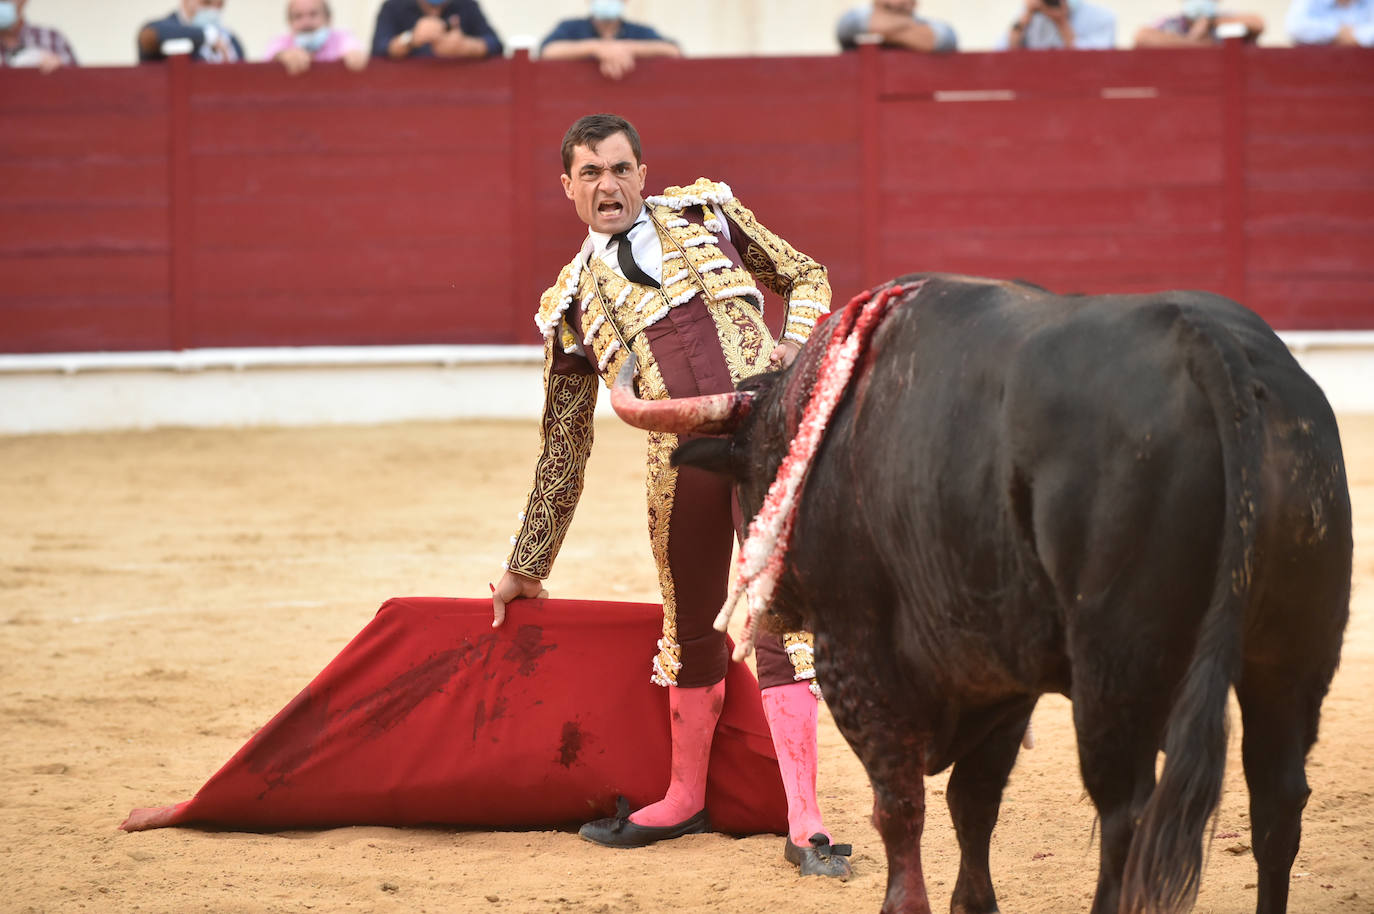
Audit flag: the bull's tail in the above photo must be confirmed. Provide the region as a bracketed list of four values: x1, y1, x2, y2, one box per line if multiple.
[1120, 306, 1264, 914]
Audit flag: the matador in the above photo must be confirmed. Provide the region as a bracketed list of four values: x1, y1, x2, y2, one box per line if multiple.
[491, 114, 850, 878]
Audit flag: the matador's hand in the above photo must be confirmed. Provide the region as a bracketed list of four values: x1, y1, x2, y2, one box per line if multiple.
[769, 339, 802, 368]
[491, 570, 548, 628]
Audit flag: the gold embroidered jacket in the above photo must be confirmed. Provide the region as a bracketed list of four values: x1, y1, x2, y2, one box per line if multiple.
[505, 178, 830, 579]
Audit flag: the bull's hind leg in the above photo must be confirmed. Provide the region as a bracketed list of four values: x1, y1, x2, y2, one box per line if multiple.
[816, 632, 933, 914]
[946, 699, 1037, 914]
[1238, 426, 1350, 914]
[1236, 672, 1317, 914]
[1071, 686, 1166, 914]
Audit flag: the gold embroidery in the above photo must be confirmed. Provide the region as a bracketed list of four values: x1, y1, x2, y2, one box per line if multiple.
[741, 241, 779, 292]
[581, 259, 641, 384]
[707, 297, 773, 386]
[535, 260, 582, 340]
[632, 333, 670, 401]
[783, 631, 817, 682]
[559, 321, 580, 355]
[645, 426, 681, 686]
[720, 197, 830, 343]
[506, 354, 598, 579]
[624, 334, 681, 685]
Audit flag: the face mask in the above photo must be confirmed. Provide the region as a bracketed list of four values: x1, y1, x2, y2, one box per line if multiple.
[1182, 0, 1219, 18]
[293, 25, 331, 53]
[589, 0, 625, 20]
[0, 2, 18, 30]
[191, 7, 222, 28]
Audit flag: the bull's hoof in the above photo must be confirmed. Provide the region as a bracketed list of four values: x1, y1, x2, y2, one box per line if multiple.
[784, 833, 853, 880]
[577, 799, 710, 848]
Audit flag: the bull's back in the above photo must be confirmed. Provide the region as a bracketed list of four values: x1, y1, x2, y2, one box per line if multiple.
[846, 275, 1347, 693]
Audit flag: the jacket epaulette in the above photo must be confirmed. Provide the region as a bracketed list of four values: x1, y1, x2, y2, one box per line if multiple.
[645, 178, 734, 210]
[534, 256, 586, 341]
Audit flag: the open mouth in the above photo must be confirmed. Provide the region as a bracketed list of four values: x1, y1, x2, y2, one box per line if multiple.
[597, 200, 624, 219]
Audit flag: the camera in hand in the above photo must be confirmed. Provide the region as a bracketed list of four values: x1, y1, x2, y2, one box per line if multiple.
[1043, 0, 1062, 6]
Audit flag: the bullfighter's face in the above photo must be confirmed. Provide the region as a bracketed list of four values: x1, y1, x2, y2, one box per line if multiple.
[561, 131, 647, 235]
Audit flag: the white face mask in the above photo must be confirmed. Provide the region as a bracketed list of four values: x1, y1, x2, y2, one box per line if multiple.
[0, 1, 18, 29]
[589, 0, 625, 21]
[1182, 0, 1219, 19]
[293, 24, 330, 53]
[191, 6, 222, 28]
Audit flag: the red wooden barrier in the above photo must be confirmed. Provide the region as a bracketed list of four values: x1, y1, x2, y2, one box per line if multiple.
[1, 45, 1371, 354]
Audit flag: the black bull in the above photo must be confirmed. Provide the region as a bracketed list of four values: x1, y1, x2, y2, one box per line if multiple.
[612, 274, 1351, 914]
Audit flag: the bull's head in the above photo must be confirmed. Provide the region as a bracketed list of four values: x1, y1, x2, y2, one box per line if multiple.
[610, 352, 795, 499]
[609, 354, 759, 437]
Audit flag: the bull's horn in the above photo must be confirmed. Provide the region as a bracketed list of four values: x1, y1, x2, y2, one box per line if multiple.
[611, 352, 753, 435]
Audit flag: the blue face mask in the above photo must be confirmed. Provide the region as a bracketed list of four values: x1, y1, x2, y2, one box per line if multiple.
[1182, 0, 1219, 18]
[191, 7, 222, 28]
[589, 0, 625, 21]
[0, 2, 18, 30]
[293, 25, 331, 53]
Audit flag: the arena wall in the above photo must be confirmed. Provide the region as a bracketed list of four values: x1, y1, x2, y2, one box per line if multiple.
[2, 45, 1370, 431]
[4, 45, 1372, 353]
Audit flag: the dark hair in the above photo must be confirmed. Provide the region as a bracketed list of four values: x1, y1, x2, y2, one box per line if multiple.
[561, 114, 642, 174]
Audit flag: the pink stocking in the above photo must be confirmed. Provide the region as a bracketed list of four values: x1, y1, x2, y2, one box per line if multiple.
[761, 681, 829, 845]
[629, 680, 725, 827]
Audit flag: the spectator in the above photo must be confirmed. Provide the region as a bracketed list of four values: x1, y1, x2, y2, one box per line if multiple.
[0, 0, 77, 71]
[540, 1, 680, 80]
[264, 0, 367, 74]
[371, 0, 502, 60]
[1286, 0, 1374, 45]
[138, 0, 245, 63]
[1134, 0, 1265, 46]
[836, 0, 958, 53]
[998, 0, 1117, 49]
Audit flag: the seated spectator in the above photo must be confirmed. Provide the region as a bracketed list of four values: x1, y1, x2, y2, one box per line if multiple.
[1286, 0, 1374, 46]
[264, 0, 367, 74]
[1134, 0, 1265, 46]
[998, 0, 1117, 49]
[0, 0, 78, 71]
[138, 0, 245, 63]
[371, 0, 502, 60]
[540, 1, 680, 80]
[836, 0, 958, 53]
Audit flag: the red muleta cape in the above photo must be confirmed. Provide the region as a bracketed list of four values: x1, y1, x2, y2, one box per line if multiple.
[121, 597, 788, 835]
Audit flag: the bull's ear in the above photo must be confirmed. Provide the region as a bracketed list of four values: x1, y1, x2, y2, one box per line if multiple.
[671, 438, 737, 478]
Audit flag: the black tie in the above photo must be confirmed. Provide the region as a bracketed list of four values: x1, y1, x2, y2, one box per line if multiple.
[610, 229, 659, 288]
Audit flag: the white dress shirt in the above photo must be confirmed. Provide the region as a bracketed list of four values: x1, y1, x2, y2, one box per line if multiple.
[585, 205, 733, 285]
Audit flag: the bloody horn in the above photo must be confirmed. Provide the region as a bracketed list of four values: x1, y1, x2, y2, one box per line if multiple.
[611, 353, 753, 435]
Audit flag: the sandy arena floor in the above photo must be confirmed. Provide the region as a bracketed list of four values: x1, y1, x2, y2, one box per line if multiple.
[1, 414, 1370, 914]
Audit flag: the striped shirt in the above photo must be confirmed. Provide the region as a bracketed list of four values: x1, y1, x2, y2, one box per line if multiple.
[0, 23, 78, 67]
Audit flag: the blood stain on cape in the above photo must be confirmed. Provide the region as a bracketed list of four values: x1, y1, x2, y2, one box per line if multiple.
[503, 624, 556, 676]
[242, 685, 328, 789]
[557, 721, 583, 767]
